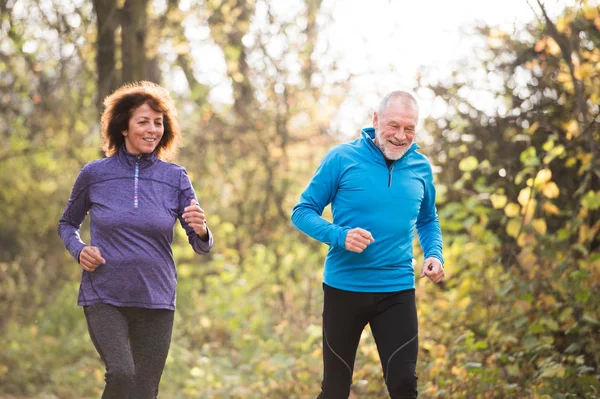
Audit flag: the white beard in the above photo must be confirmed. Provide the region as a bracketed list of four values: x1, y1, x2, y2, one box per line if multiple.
[374, 135, 409, 161]
[382, 144, 409, 161]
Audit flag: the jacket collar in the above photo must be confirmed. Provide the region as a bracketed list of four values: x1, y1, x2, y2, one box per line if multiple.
[117, 145, 159, 169]
[361, 127, 419, 164]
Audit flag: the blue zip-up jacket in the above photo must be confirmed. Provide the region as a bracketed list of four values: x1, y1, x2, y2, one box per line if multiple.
[58, 147, 213, 310]
[291, 127, 443, 292]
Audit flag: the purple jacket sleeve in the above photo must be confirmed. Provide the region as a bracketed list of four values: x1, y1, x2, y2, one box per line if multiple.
[57, 165, 91, 262]
[178, 169, 213, 254]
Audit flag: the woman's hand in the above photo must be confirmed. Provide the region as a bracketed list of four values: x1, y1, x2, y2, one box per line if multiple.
[79, 246, 106, 272]
[183, 199, 208, 239]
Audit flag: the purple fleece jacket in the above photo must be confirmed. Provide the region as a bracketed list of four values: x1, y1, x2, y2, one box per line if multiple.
[58, 147, 213, 310]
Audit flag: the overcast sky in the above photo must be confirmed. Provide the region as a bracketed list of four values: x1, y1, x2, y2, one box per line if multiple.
[174, 0, 577, 135]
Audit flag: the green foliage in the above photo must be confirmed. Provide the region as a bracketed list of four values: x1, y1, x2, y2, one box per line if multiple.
[415, 1, 600, 397]
[1, 0, 599, 398]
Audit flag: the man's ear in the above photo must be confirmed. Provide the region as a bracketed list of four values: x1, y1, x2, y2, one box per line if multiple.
[372, 111, 378, 128]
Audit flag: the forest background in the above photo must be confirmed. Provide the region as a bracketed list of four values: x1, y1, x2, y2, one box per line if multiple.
[0, 0, 599, 398]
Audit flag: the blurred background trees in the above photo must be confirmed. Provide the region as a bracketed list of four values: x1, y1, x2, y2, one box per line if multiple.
[0, 0, 598, 398]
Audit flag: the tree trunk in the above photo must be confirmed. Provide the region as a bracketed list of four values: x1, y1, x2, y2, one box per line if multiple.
[92, 0, 118, 113]
[121, 0, 148, 83]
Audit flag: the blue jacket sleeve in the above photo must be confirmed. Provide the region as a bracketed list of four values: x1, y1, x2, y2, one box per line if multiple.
[416, 162, 444, 265]
[291, 149, 350, 248]
[57, 165, 92, 262]
[179, 169, 213, 255]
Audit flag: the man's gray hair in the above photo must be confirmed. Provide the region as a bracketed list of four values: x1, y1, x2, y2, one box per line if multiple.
[377, 91, 419, 119]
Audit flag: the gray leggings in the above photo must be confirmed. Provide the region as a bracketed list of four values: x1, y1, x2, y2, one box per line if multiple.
[83, 303, 174, 399]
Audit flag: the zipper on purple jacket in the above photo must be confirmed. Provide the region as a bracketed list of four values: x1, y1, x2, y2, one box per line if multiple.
[134, 155, 140, 208]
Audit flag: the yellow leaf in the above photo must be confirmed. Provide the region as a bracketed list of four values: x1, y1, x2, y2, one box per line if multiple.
[574, 63, 594, 80]
[521, 200, 537, 224]
[506, 219, 521, 238]
[490, 193, 507, 209]
[504, 202, 521, 217]
[565, 120, 579, 139]
[583, 6, 599, 20]
[541, 364, 566, 378]
[546, 37, 561, 55]
[556, 70, 572, 84]
[579, 153, 594, 175]
[543, 202, 560, 215]
[542, 139, 554, 151]
[517, 250, 537, 269]
[517, 233, 537, 248]
[532, 219, 547, 235]
[535, 169, 552, 184]
[543, 182, 560, 198]
[459, 156, 478, 172]
[534, 37, 547, 52]
[529, 121, 539, 134]
[579, 224, 591, 243]
[541, 294, 556, 307]
[556, 16, 567, 31]
[518, 187, 532, 206]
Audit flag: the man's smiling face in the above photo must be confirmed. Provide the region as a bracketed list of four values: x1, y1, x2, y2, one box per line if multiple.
[373, 98, 418, 161]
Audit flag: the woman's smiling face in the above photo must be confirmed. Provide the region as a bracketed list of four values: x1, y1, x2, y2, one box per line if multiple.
[123, 102, 164, 155]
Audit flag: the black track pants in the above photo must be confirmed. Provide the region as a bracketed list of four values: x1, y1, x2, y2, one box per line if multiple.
[317, 284, 418, 399]
[84, 303, 174, 399]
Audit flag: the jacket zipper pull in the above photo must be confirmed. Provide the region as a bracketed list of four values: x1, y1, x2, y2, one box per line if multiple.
[388, 165, 394, 187]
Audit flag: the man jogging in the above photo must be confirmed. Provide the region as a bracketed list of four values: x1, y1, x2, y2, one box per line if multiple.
[291, 91, 445, 398]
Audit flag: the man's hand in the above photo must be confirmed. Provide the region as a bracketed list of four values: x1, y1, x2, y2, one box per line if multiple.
[79, 246, 106, 272]
[420, 257, 444, 283]
[345, 228, 375, 253]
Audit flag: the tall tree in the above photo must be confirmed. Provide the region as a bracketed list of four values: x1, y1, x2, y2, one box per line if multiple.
[121, 0, 149, 83]
[92, 0, 118, 111]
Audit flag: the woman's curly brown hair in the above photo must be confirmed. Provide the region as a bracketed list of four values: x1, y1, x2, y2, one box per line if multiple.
[100, 81, 181, 161]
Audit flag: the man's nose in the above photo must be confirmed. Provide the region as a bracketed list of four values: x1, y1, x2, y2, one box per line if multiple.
[395, 128, 407, 140]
